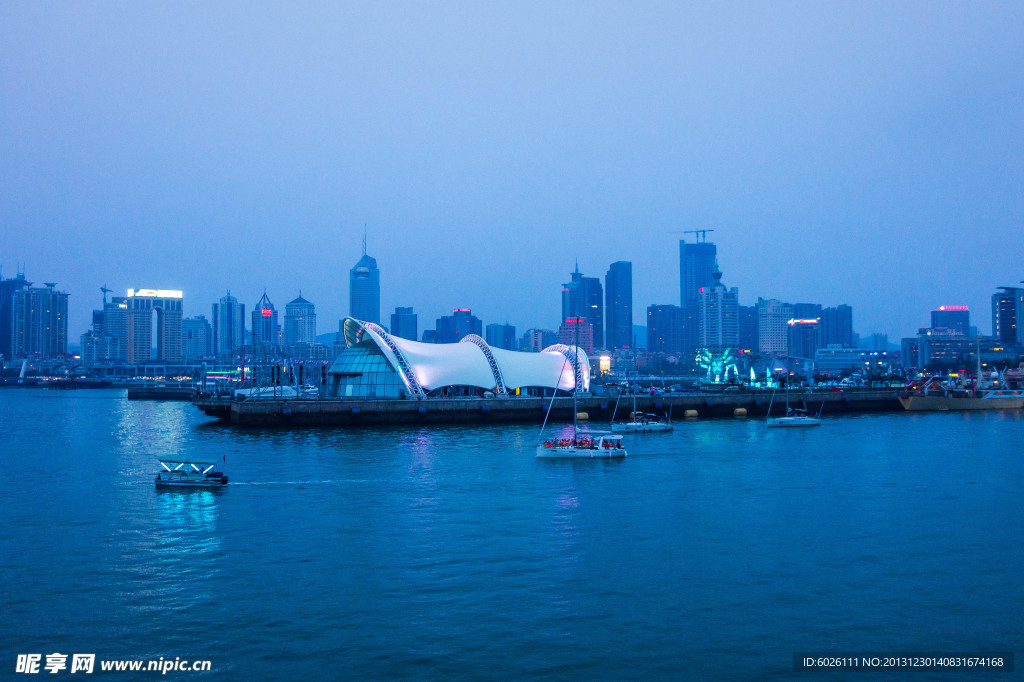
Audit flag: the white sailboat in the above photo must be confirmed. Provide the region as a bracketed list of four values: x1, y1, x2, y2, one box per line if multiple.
[536, 324, 627, 458]
[766, 380, 822, 428]
[611, 385, 673, 432]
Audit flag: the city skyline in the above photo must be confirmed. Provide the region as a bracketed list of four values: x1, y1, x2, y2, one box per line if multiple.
[1, 243, 1017, 350]
[2, 3, 1022, 341]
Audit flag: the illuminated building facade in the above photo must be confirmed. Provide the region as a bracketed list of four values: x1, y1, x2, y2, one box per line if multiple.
[126, 288, 183, 363]
[698, 264, 738, 348]
[251, 292, 280, 347]
[558, 317, 594, 354]
[787, 319, 821, 359]
[930, 306, 970, 335]
[329, 318, 587, 398]
[757, 298, 793, 355]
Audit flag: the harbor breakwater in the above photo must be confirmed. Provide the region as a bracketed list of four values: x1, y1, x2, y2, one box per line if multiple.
[195, 390, 902, 426]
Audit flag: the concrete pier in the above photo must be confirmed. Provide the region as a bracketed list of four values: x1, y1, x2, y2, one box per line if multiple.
[194, 390, 903, 427]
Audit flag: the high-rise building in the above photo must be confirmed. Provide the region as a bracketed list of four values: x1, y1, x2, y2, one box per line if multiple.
[182, 316, 212, 360]
[821, 305, 854, 347]
[284, 295, 316, 348]
[390, 307, 418, 341]
[757, 298, 793, 355]
[430, 309, 482, 343]
[350, 238, 380, 324]
[698, 263, 739, 348]
[646, 304, 685, 353]
[930, 306, 970, 335]
[605, 261, 632, 349]
[561, 264, 604, 349]
[251, 292, 280, 348]
[557, 317, 594, 354]
[11, 283, 69, 358]
[792, 303, 823, 320]
[679, 236, 718, 353]
[212, 291, 245, 358]
[0, 271, 31, 359]
[521, 328, 557, 352]
[125, 288, 183, 363]
[738, 305, 759, 352]
[787, 318, 821, 359]
[679, 238, 717, 309]
[80, 332, 120, 366]
[103, 296, 128, 360]
[992, 287, 1023, 346]
[485, 322, 516, 350]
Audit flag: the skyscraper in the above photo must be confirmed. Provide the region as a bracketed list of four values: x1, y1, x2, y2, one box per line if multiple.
[605, 261, 632, 349]
[821, 305, 854, 347]
[698, 263, 739, 348]
[930, 306, 970, 335]
[561, 264, 604, 348]
[390, 307, 418, 341]
[182, 316, 212, 360]
[103, 296, 128, 360]
[679, 238, 717, 309]
[787, 319, 821, 359]
[431, 309, 482, 343]
[11, 283, 69, 358]
[0, 271, 30, 359]
[485, 322, 516, 350]
[212, 291, 245, 358]
[738, 305, 759, 352]
[251, 292, 280, 347]
[992, 287, 1022, 345]
[284, 294, 317, 347]
[757, 298, 793, 355]
[125, 288, 182, 363]
[679, 235, 718, 353]
[350, 235, 380, 324]
[557, 317, 594, 354]
[646, 304, 685, 353]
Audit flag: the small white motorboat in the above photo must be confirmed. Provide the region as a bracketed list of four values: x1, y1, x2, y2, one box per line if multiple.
[155, 459, 229, 488]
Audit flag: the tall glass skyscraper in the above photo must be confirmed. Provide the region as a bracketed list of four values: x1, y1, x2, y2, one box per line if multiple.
[561, 264, 604, 349]
[605, 261, 632, 349]
[284, 294, 317, 347]
[679, 240, 717, 309]
[350, 245, 380, 325]
[212, 291, 245, 358]
[679, 238, 718, 352]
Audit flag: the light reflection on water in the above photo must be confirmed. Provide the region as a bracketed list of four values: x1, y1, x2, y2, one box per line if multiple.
[1, 390, 1023, 679]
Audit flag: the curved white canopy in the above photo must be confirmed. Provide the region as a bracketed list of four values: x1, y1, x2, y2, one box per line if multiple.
[336, 318, 588, 394]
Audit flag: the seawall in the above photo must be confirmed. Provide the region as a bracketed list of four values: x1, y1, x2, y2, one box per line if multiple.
[194, 390, 902, 427]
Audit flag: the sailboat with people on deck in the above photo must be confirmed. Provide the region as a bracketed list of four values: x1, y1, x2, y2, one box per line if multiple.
[535, 319, 627, 458]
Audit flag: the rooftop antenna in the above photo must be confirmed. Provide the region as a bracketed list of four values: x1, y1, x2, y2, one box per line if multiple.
[363, 224, 367, 256]
[100, 284, 112, 305]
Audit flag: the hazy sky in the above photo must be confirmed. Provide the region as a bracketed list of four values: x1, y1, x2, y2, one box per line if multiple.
[2, 1, 1022, 341]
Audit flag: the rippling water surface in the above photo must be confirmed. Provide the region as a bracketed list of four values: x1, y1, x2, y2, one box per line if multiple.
[2, 390, 1023, 679]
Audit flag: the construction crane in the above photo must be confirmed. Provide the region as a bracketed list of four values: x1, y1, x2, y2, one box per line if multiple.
[667, 229, 715, 242]
[683, 229, 714, 243]
[100, 284, 112, 305]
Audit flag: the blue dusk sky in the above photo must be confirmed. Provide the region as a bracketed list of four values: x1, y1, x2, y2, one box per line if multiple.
[1, 1, 1022, 341]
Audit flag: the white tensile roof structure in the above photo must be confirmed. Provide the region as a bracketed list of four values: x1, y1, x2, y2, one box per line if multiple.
[334, 317, 589, 397]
